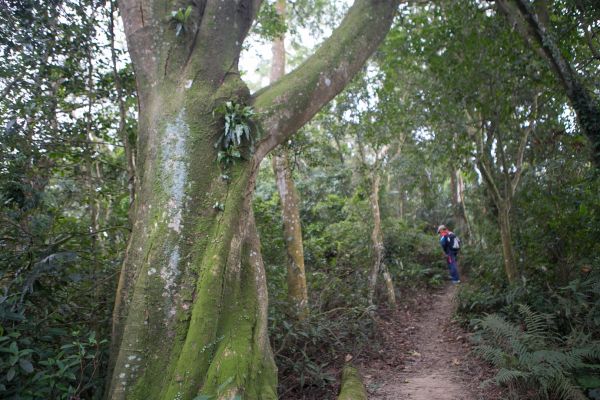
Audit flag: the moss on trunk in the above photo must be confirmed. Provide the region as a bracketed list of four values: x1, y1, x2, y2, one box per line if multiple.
[337, 365, 368, 400]
[273, 150, 308, 318]
[107, 79, 277, 399]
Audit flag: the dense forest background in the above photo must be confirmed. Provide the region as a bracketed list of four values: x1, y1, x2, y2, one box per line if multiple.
[1, 0, 599, 399]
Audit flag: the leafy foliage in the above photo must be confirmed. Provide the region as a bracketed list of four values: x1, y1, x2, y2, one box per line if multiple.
[213, 101, 259, 165]
[170, 6, 192, 36]
[473, 305, 600, 400]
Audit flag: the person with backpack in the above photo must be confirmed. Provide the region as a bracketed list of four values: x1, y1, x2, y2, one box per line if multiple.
[437, 225, 461, 284]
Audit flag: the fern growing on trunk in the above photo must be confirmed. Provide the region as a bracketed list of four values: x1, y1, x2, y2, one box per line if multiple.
[474, 304, 600, 399]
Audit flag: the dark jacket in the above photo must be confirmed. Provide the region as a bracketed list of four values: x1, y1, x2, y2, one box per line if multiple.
[440, 232, 458, 256]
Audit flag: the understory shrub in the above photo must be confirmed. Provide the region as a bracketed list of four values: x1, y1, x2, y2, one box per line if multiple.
[473, 304, 600, 400]
[270, 305, 378, 399]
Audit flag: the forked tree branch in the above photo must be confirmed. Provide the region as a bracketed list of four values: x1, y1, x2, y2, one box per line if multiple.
[252, 0, 400, 160]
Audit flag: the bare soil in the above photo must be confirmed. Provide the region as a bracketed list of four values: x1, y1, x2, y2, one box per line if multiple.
[361, 284, 504, 400]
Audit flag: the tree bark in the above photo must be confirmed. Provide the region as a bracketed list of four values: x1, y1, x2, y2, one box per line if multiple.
[272, 151, 309, 317]
[109, 0, 399, 398]
[368, 173, 395, 307]
[450, 168, 471, 240]
[337, 364, 368, 400]
[498, 203, 518, 284]
[270, 0, 308, 318]
[109, 0, 136, 214]
[381, 264, 397, 307]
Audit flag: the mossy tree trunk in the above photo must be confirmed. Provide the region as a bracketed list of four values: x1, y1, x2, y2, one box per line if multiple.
[337, 364, 368, 400]
[270, 0, 308, 318]
[272, 151, 309, 317]
[108, 1, 399, 398]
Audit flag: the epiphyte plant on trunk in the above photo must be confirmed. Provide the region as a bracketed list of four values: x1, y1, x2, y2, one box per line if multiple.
[170, 6, 193, 37]
[213, 101, 260, 167]
[108, 0, 400, 399]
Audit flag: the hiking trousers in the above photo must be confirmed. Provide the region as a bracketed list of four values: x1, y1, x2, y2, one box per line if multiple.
[447, 254, 460, 282]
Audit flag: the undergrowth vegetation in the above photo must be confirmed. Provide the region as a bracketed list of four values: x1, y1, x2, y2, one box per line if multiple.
[456, 175, 600, 399]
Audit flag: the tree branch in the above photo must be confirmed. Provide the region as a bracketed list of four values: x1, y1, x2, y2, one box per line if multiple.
[574, 0, 600, 60]
[511, 95, 537, 195]
[117, 0, 159, 86]
[495, 0, 547, 61]
[252, 0, 399, 160]
[465, 109, 503, 206]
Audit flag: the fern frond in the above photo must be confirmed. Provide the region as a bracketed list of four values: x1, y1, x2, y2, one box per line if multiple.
[474, 344, 506, 366]
[518, 304, 551, 339]
[479, 313, 521, 344]
[493, 368, 529, 386]
[532, 349, 582, 371]
[550, 374, 587, 400]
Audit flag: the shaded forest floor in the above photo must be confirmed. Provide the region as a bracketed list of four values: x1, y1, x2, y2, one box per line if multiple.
[362, 284, 505, 400]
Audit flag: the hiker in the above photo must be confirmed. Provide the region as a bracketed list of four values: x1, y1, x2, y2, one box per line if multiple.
[437, 225, 460, 284]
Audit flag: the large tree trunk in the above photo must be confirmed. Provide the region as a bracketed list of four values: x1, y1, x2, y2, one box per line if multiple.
[108, 0, 399, 398]
[498, 202, 518, 284]
[108, 87, 277, 399]
[270, 0, 308, 318]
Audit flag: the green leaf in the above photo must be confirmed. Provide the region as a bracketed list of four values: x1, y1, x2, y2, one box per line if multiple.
[576, 374, 600, 389]
[19, 358, 34, 374]
[8, 341, 18, 355]
[184, 5, 192, 19]
[6, 367, 15, 382]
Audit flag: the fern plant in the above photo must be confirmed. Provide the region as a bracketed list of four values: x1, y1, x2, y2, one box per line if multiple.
[213, 101, 259, 166]
[474, 304, 600, 400]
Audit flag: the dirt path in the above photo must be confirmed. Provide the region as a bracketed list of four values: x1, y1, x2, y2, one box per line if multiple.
[362, 284, 500, 400]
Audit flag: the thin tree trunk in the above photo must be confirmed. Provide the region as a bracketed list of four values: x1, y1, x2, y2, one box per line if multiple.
[451, 168, 471, 240]
[368, 174, 395, 307]
[272, 151, 309, 317]
[457, 172, 472, 241]
[109, 0, 136, 214]
[270, 0, 308, 318]
[381, 264, 396, 307]
[498, 203, 518, 284]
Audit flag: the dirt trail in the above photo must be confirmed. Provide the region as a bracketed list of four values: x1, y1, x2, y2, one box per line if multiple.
[363, 284, 499, 400]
